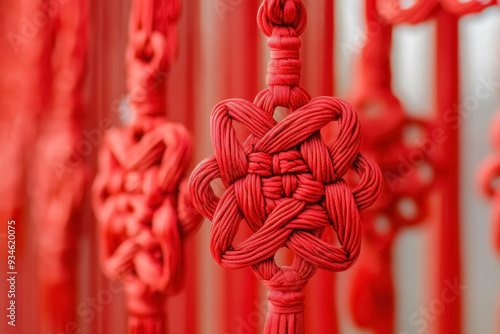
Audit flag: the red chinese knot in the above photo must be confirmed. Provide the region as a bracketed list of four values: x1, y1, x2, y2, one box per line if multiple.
[92, 0, 201, 333]
[189, 1, 382, 333]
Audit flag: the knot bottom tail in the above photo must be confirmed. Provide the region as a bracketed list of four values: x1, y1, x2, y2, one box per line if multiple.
[263, 267, 307, 334]
[129, 315, 165, 334]
[126, 283, 166, 334]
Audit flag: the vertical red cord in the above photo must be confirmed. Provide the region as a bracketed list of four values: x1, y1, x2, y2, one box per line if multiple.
[434, 7, 462, 334]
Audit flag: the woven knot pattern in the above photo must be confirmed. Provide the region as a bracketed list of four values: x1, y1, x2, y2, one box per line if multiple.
[190, 95, 382, 283]
[93, 123, 201, 310]
[189, 2, 381, 333]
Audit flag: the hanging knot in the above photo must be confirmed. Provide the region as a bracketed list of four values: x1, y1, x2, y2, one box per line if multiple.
[264, 267, 307, 315]
[258, 0, 307, 37]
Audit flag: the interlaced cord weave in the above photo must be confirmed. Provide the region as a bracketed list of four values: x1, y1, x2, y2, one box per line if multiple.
[92, 0, 201, 333]
[189, 1, 382, 333]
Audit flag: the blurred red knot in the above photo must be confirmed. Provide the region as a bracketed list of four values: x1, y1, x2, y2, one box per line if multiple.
[189, 1, 382, 333]
[346, 1, 434, 332]
[478, 111, 500, 255]
[92, 0, 201, 333]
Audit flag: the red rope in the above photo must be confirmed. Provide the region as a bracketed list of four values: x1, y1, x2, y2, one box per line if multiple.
[92, 1, 201, 333]
[189, 1, 382, 333]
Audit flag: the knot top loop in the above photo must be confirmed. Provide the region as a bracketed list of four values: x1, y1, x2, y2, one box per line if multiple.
[126, 0, 179, 120]
[258, 0, 307, 37]
[127, 31, 169, 119]
[257, 0, 308, 109]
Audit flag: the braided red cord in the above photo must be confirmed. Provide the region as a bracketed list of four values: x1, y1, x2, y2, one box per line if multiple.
[189, 1, 382, 333]
[92, 1, 201, 333]
[30, 0, 88, 331]
[347, 1, 433, 333]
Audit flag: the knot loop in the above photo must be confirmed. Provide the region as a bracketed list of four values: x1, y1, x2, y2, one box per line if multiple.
[125, 0, 180, 120]
[258, 0, 307, 109]
[127, 31, 169, 119]
[258, 0, 307, 37]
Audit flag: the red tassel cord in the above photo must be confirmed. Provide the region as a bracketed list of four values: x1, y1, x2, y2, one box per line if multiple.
[189, 1, 383, 333]
[30, 0, 88, 331]
[92, 0, 202, 333]
[346, 1, 434, 333]
[374, 1, 495, 334]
